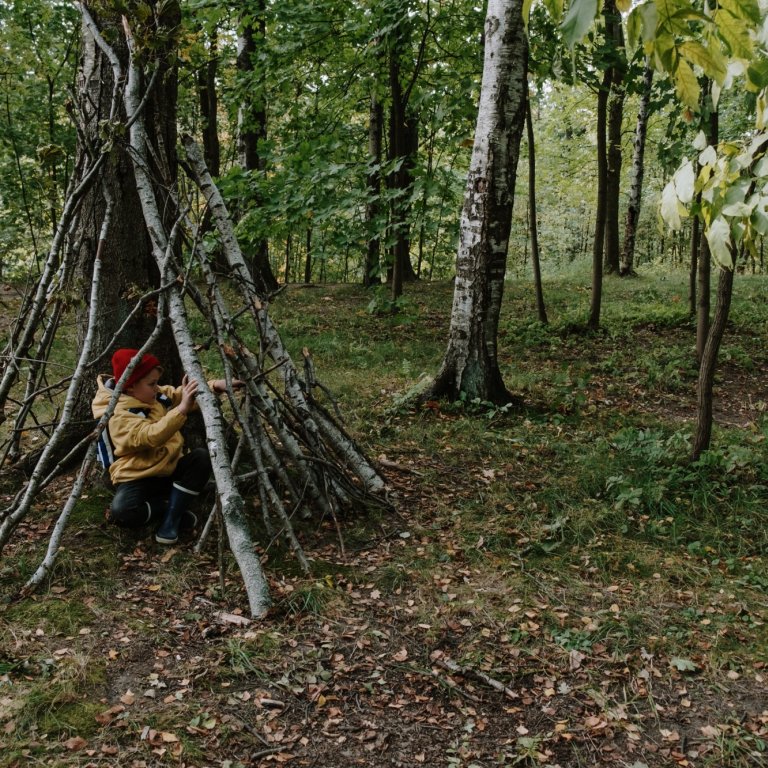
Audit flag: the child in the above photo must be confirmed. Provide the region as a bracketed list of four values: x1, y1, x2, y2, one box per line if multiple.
[92, 348, 235, 545]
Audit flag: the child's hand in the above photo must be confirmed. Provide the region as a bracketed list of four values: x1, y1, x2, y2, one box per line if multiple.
[178, 374, 199, 414]
[212, 378, 245, 394]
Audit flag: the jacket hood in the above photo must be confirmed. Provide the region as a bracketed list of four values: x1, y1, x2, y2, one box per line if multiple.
[92, 374, 146, 418]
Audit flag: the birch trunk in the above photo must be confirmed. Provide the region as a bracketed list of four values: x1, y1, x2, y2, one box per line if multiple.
[620, 63, 653, 276]
[429, 0, 528, 404]
[121, 18, 271, 617]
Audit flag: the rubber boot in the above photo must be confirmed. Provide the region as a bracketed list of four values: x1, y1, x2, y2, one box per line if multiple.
[155, 484, 198, 544]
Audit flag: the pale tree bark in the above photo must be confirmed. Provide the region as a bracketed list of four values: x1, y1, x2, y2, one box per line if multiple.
[121, 16, 271, 617]
[588, 70, 609, 331]
[429, 0, 528, 404]
[620, 62, 653, 276]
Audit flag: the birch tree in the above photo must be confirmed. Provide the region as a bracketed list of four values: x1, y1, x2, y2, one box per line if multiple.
[428, 0, 528, 404]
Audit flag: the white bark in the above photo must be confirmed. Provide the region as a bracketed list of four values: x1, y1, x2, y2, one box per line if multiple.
[182, 136, 386, 494]
[122, 19, 271, 617]
[432, 0, 527, 403]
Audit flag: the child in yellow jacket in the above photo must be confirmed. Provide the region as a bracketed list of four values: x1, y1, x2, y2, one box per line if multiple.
[92, 348, 234, 545]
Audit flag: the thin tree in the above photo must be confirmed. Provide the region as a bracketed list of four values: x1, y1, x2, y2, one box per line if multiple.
[697, 88, 718, 361]
[525, 99, 547, 324]
[602, 0, 626, 276]
[620, 62, 653, 276]
[237, 0, 278, 293]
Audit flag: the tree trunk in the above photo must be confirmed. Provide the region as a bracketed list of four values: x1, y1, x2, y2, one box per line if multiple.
[198, 31, 220, 178]
[689, 210, 700, 315]
[525, 100, 547, 324]
[237, 2, 278, 294]
[696, 99, 718, 361]
[620, 63, 653, 276]
[64, 1, 180, 458]
[304, 227, 312, 284]
[588, 72, 610, 330]
[603, 3, 625, 275]
[692, 263, 735, 461]
[429, 0, 528, 405]
[364, 93, 383, 287]
[387, 24, 419, 300]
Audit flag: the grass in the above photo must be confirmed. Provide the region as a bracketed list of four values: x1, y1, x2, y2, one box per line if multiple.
[1, 265, 768, 766]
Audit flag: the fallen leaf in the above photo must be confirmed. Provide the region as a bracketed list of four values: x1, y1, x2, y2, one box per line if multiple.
[120, 690, 136, 706]
[64, 736, 88, 751]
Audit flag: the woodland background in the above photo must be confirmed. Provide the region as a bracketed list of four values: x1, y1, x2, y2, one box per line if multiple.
[0, 0, 767, 766]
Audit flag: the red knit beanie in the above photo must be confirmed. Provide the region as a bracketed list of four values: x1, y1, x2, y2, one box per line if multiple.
[111, 348, 162, 389]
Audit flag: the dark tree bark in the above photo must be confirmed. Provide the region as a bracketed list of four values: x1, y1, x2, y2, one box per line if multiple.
[198, 31, 220, 178]
[603, 5, 625, 276]
[689, 213, 700, 315]
[237, 0, 278, 293]
[388, 49, 419, 299]
[429, 0, 528, 404]
[620, 63, 653, 276]
[304, 227, 312, 284]
[692, 262, 735, 461]
[588, 70, 610, 330]
[364, 93, 383, 287]
[66, 1, 181, 453]
[697, 98, 718, 361]
[525, 100, 547, 324]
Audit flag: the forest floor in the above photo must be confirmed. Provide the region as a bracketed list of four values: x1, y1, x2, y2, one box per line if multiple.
[1, 270, 767, 767]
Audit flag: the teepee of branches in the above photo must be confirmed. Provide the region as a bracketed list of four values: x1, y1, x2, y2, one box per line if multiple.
[0, 5, 391, 618]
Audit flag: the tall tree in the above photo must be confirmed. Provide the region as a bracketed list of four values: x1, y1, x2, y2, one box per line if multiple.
[602, 0, 627, 275]
[364, 91, 384, 287]
[429, 0, 528, 404]
[697, 90, 718, 361]
[237, 0, 278, 293]
[620, 61, 653, 276]
[525, 99, 548, 324]
[384, 0, 425, 300]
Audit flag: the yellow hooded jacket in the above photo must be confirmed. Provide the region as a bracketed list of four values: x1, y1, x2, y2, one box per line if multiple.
[92, 374, 200, 485]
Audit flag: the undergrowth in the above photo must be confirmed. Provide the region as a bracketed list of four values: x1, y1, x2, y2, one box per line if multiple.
[1, 267, 767, 766]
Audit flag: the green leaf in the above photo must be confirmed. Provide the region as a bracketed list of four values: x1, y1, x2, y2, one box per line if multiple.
[561, 0, 598, 48]
[750, 205, 768, 236]
[677, 41, 727, 84]
[747, 59, 768, 90]
[544, 0, 564, 19]
[674, 59, 700, 109]
[706, 216, 734, 269]
[713, 8, 754, 59]
[627, 2, 659, 47]
[719, 0, 761, 24]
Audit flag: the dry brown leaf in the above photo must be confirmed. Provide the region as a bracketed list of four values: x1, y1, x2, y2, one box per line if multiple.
[64, 736, 88, 751]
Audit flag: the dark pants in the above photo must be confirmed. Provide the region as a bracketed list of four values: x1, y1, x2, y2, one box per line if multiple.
[110, 448, 212, 528]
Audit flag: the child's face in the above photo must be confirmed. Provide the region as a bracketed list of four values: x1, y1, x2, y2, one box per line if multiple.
[126, 368, 162, 404]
